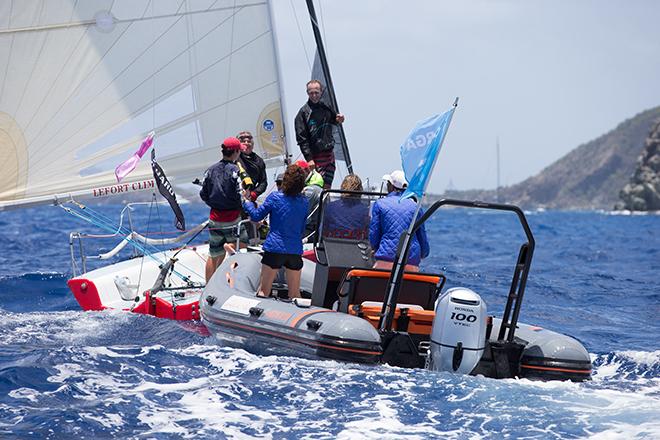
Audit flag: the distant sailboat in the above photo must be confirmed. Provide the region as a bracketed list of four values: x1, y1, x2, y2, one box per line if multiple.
[496, 136, 502, 203]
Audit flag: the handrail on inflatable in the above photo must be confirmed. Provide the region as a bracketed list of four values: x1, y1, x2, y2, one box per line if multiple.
[381, 198, 535, 343]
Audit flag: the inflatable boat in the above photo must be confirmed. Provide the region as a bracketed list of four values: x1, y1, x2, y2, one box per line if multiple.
[200, 194, 592, 381]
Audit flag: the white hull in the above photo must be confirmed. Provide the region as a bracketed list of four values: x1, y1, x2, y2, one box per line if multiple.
[68, 245, 208, 320]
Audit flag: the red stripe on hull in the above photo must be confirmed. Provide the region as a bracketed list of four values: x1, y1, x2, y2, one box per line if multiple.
[67, 279, 200, 321]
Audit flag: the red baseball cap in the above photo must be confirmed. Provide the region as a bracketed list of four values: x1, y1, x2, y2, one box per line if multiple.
[295, 160, 310, 169]
[222, 137, 241, 151]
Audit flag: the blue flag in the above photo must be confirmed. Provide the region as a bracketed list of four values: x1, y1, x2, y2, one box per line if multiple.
[400, 106, 456, 200]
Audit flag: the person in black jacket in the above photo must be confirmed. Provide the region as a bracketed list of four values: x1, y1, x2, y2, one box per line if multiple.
[294, 79, 345, 189]
[237, 130, 267, 201]
[199, 137, 247, 282]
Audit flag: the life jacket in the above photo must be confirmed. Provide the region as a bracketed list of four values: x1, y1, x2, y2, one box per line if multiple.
[306, 169, 325, 188]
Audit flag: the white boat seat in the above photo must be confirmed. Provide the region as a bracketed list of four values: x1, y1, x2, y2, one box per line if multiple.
[360, 301, 423, 311]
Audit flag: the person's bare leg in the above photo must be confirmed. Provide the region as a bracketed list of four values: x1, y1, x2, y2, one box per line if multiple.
[205, 255, 222, 283]
[221, 243, 236, 265]
[373, 260, 394, 271]
[258, 264, 278, 297]
[224, 243, 237, 255]
[285, 268, 302, 299]
[373, 260, 419, 273]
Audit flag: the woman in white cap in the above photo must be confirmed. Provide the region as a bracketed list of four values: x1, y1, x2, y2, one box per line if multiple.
[368, 170, 430, 272]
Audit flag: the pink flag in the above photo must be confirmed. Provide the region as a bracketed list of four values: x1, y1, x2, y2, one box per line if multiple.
[115, 131, 155, 182]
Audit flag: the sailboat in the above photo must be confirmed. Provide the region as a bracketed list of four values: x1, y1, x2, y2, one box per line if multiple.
[0, 0, 292, 319]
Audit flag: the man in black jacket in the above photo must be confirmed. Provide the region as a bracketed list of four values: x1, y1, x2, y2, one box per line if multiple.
[199, 137, 247, 282]
[237, 130, 267, 202]
[294, 79, 345, 189]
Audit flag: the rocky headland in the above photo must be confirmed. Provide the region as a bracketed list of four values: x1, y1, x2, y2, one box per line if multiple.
[434, 106, 660, 210]
[616, 120, 660, 211]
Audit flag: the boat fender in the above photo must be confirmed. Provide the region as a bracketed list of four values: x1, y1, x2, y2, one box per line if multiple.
[429, 287, 487, 375]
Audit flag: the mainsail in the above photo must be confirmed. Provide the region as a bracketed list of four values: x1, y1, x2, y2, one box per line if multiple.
[0, 0, 287, 210]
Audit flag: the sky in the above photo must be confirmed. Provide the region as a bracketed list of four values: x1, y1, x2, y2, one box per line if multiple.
[269, 0, 660, 193]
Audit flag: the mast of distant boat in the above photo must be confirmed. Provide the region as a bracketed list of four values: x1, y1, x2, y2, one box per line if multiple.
[496, 136, 502, 203]
[305, 0, 353, 174]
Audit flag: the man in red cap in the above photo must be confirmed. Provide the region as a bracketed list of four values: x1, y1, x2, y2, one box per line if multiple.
[199, 137, 247, 281]
[295, 159, 324, 188]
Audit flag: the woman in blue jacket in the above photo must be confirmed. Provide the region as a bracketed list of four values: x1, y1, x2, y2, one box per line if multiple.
[243, 164, 309, 298]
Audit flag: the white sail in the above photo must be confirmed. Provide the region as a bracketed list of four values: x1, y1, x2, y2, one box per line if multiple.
[0, 0, 287, 210]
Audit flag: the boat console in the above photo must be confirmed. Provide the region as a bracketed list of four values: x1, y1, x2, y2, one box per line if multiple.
[310, 190, 383, 308]
[311, 237, 375, 308]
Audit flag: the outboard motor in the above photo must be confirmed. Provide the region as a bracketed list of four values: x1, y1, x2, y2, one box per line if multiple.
[429, 287, 487, 375]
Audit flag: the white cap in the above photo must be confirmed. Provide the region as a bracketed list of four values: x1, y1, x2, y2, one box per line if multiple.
[382, 170, 407, 190]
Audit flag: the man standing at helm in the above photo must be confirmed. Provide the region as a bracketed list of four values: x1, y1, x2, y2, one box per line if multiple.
[294, 79, 345, 189]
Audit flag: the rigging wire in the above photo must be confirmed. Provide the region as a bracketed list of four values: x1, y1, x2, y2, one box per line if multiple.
[136, 192, 158, 291]
[60, 201, 204, 283]
[289, 0, 312, 71]
[318, 0, 329, 60]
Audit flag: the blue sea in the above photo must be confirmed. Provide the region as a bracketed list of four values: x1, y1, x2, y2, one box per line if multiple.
[0, 202, 658, 439]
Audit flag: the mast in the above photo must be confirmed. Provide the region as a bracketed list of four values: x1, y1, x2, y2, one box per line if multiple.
[496, 136, 501, 203]
[305, 0, 353, 174]
[267, 0, 291, 163]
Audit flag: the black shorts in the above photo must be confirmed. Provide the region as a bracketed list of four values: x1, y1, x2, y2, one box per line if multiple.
[262, 251, 304, 270]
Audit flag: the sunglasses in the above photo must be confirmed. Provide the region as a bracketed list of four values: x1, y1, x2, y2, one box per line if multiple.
[239, 136, 253, 141]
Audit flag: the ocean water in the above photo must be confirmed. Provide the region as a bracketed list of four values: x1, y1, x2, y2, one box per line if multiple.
[0, 202, 658, 439]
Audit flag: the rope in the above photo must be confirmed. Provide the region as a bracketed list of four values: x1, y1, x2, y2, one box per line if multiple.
[60, 200, 205, 283]
[289, 0, 312, 71]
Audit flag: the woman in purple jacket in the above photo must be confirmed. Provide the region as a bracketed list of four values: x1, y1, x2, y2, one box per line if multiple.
[243, 164, 309, 298]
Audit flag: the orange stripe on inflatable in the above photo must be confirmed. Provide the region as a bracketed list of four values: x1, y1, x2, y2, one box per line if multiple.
[346, 269, 440, 284]
[521, 364, 591, 374]
[289, 309, 334, 328]
[209, 317, 382, 356]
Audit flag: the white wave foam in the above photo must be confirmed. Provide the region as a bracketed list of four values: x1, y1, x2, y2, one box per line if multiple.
[616, 350, 660, 366]
[587, 421, 660, 439]
[8, 387, 40, 403]
[4, 336, 660, 438]
[0, 309, 132, 346]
